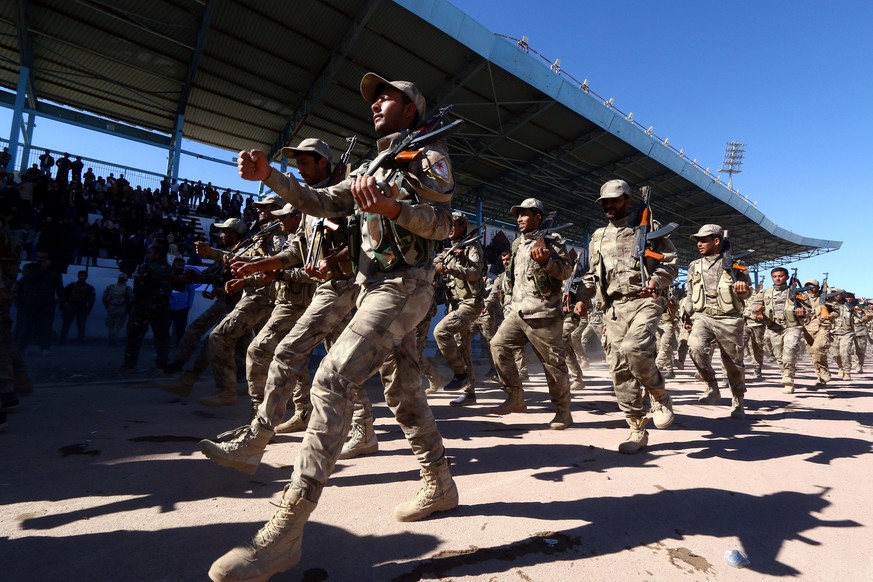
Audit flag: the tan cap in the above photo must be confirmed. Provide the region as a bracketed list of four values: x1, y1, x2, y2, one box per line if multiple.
[597, 179, 632, 202]
[360, 73, 426, 124]
[215, 217, 246, 235]
[510, 197, 544, 217]
[271, 203, 301, 218]
[804, 278, 820, 287]
[689, 224, 724, 240]
[253, 193, 283, 207]
[280, 138, 332, 164]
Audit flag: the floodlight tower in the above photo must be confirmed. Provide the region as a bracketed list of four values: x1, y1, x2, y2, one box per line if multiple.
[719, 141, 745, 189]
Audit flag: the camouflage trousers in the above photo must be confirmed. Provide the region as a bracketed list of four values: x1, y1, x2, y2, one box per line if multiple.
[208, 294, 273, 397]
[105, 307, 128, 344]
[851, 331, 867, 372]
[491, 310, 570, 410]
[562, 313, 585, 384]
[247, 302, 309, 408]
[764, 326, 804, 378]
[655, 318, 677, 373]
[435, 297, 483, 387]
[602, 297, 666, 420]
[802, 318, 832, 382]
[290, 275, 443, 503]
[689, 313, 746, 397]
[830, 332, 855, 374]
[123, 300, 170, 368]
[257, 279, 358, 428]
[174, 300, 230, 366]
[471, 308, 497, 369]
[743, 322, 764, 371]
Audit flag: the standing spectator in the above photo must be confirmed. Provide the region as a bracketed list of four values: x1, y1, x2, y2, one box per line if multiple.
[168, 257, 197, 346]
[59, 269, 96, 344]
[0, 147, 11, 171]
[38, 150, 54, 176]
[15, 250, 64, 353]
[83, 167, 96, 189]
[55, 153, 72, 186]
[121, 244, 172, 372]
[103, 273, 133, 346]
[70, 156, 84, 184]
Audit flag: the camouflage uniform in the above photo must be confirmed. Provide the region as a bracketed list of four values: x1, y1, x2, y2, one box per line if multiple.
[433, 236, 485, 397]
[102, 280, 133, 345]
[850, 306, 868, 373]
[685, 247, 752, 411]
[261, 126, 455, 504]
[203, 232, 277, 404]
[742, 298, 765, 378]
[472, 276, 499, 372]
[829, 302, 855, 380]
[123, 258, 172, 369]
[655, 306, 678, 376]
[491, 223, 573, 421]
[799, 288, 832, 384]
[562, 310, 586, 390]
[753, 285, 805, 389]
[483, 270, 528, 378]
[579, 203, 678, 447]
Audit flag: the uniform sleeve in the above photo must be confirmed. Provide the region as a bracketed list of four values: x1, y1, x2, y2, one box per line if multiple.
[446, 244, 483, 282]
[649, 233, 678, 291]
[544, 236, 573, 281]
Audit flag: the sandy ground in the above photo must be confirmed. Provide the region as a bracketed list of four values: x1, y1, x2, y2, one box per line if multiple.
[3, 334, 873, 582]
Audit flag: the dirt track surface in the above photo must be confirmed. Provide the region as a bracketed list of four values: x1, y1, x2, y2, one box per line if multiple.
[3, 340, 873, 581]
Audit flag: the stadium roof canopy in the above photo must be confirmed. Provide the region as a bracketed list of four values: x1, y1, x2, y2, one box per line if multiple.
[0, 0, 840, 268]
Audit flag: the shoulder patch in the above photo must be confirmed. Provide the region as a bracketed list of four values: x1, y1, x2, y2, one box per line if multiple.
[425, 155, 451, 183]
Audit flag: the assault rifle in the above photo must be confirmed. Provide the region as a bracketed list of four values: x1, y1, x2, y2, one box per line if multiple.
[720, 229, 754, 284]
[330, 135, 357, 185]
[306, 136, 358, 270]
[818, 272, 830, 318]
[446, 224, 483, 255]
[366, 105, 465, 195]
[632, 186, 678, 284]
[562, 249, 588, 311]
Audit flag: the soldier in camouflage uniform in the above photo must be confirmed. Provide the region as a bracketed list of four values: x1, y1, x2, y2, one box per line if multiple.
[742, 291, 765, 381]
[579, 180, 678, 454]
[751, 267, 807, 392]
[121, 244, 172, 372]
[208, 74, 458, 582]
[655, 289, 679, 379]
[848, 295, 869, 374]
[562, 252, 587, 391]
[490, 198, 574, 430]
[200, 199, 283, 406]
[829, 290, 855, 381]
[482, 250, 528, 379]
[102, 274, 132, 346]
[433, 211, 485, 406]
[798, 278, 833, 386]
[684, 225, 752, 418]
[472, 274, 499, 377]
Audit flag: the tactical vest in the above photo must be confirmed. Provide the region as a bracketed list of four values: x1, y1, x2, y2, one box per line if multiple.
[688, 258, 743, 315]
[508, 236, 564, 298]
[105, 284, 131, 307]
[443, 242, 485, 302]
[355, 164, 436, 272]
[762, 287, 800, 328]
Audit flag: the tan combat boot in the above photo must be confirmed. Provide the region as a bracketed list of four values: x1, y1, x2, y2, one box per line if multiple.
[338, 419, 378, 460]
[274, 408, 311, 434]
[648, 388, 675, 429]
[698, 381, 721, 405]
[394, 458, 459, 522]
[570, 379, 585, 391]
[161, 371, 197, 397]
[199, 419, 273, 475]
[730, 396, 746, 419]
[618, 417, 649, 455]
[781, 373, 794, 394]
[549, 407, 573, 430]
[208, 484, 316, 582]
[493, 387, 526, 415]
[198, 389, 237, 407]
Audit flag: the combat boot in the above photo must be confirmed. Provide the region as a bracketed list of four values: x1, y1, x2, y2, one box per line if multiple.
[618, 417, 649, 455]
[449, 391, 477, 407]
[161, 371, 197, 397]
[443, 373, 468, 391]
[781, 374, 795, 394]
[208, 484, 316, 582]
[698, 381, 721, 405]
[493, 387, 526, 415]
[730, 396, 746, 419]
[394, 458, 459, 522]
[754, 367, 763, 381]
[274, 408, 311, 434]
[648, 388, 674, 429]
[199, 420, 273, 475]
[548, 407, 573, 430]
[339, 420, 378, 460]
[570, 379, 585, 391]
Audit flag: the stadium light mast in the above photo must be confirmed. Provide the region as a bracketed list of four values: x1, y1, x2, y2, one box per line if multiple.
[719, 141, 745, 189]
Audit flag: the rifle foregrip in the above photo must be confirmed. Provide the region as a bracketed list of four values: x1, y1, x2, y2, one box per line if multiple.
[644, 249, 664, 261]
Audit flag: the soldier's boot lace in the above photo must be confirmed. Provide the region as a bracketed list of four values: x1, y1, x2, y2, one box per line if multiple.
[199, 419, 273, 475]
[274, 408, 311, 434]
[394, 458, 459, 522]
[338, 420, 378, 460]
[618, 417, 650, 455]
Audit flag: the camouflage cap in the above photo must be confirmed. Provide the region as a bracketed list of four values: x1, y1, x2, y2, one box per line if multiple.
[804, 278, 820, 287]
[360, 72, 426, 125]
[689, 224, 724, 240]
[215, 217, 246, 234]
[597, 179, 633, 202]
[510, 197, 544, 217]
[280, 138, 332, 164]
[253, 193, 283, 207]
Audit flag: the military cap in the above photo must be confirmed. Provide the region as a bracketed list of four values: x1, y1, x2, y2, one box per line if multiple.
[253, 193, 283, 207]
[510, 197, 544, 217]
[597, 179, 633, 202]
[215, 217, 247, 234]
[689, 224, 724, 240]
[281, 138, 332, 164]
[360, 73, 426, 125]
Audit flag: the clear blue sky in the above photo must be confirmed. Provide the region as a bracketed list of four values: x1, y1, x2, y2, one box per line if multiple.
[2, 1, 871, 293]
